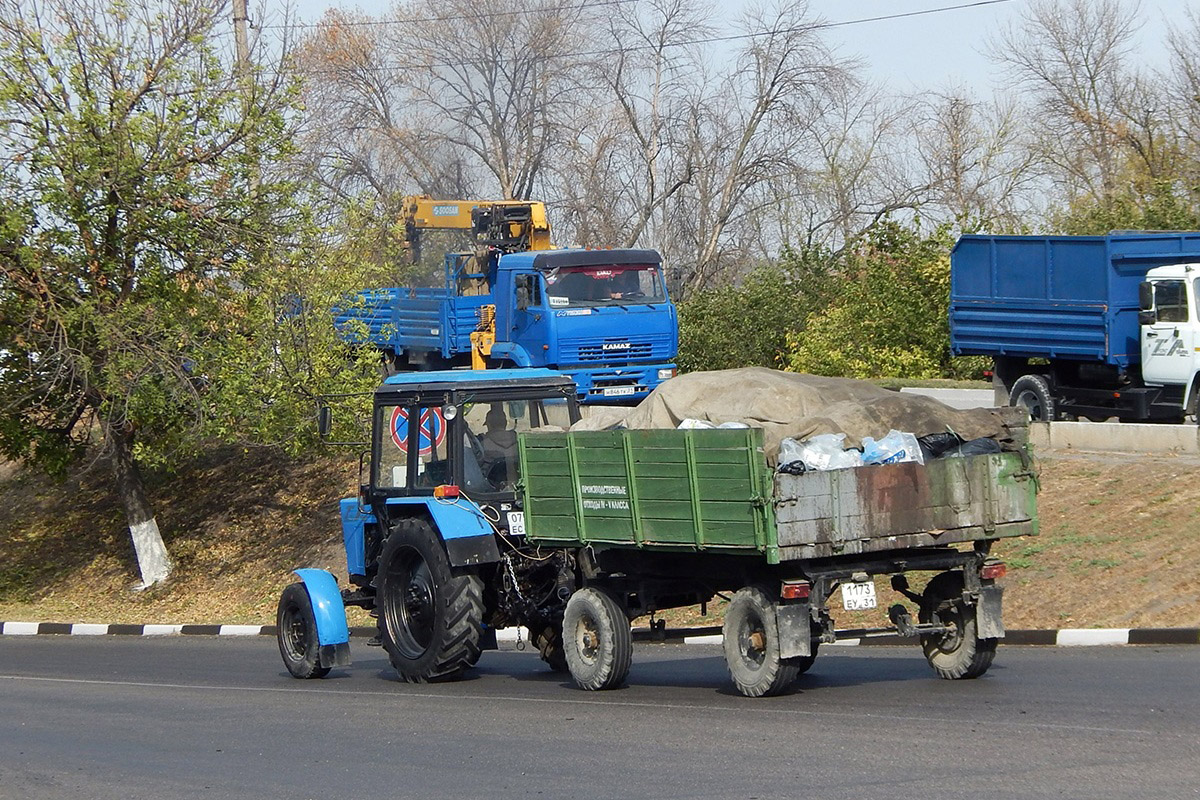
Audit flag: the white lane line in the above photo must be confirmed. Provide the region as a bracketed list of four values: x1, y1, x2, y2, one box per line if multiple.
[0, 672, 1164, 738]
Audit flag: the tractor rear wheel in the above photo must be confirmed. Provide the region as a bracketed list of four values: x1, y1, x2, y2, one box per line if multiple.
[377, 519, 484, 682]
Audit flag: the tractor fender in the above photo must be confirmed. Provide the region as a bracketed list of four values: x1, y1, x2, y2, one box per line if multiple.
[292, 568, 350, 647]
[383, 496, 502, 568]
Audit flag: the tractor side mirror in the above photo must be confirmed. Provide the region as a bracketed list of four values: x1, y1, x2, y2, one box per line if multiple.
[317, 405, 332, 438]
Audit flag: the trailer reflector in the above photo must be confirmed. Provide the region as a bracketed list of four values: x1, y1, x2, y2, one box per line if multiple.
[781, 581, 811, 600]
[981, 562, 1007, 580]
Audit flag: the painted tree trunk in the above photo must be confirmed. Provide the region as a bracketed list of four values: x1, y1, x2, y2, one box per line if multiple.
[106, 423, 172, 588]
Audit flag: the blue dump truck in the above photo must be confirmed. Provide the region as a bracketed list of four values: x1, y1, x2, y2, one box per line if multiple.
[276, 370, 1034, 698]
[951, 232, 1200, 422]
[333, 195, 678, 404]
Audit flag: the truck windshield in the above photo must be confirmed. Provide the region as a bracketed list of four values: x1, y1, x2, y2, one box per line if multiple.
[542, 264, 666, 308]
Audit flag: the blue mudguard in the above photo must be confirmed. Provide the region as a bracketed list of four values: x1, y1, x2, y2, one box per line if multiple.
[292, 569, 350, 646]
[383, 496, 501, 567]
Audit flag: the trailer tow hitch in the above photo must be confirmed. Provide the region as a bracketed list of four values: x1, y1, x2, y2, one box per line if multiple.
[887, 604, 949, 638]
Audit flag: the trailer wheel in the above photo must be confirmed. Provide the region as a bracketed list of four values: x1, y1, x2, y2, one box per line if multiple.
[722, 586, 800, 697]
[276, 583, 331, 679]
[563, 587, 633, 690]
[1009, 375, 1055, 422]
[377, 519, 484, 683]
[918, 571, 997, 680]
[534, 624, 569, 673]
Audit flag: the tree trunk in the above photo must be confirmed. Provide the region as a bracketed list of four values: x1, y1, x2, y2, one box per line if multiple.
[106, 423, 172, 588]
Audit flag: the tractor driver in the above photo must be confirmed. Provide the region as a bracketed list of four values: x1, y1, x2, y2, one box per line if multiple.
[479, 404, 518, 488]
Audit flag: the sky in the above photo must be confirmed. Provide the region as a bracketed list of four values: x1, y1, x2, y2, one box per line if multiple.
[282, 0, 1194, 95]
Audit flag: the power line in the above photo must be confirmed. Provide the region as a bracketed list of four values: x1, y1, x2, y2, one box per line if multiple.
[288, 0, 1020, 73]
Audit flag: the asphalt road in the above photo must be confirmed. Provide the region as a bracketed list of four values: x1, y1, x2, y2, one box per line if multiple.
[1, 637, 1197, 800]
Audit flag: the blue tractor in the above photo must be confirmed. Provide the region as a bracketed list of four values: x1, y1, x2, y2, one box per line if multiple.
[276, 368, 582, 681]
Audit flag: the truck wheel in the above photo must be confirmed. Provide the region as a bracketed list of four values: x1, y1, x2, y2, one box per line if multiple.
[276, 582, 331, 679]
[534, 624, 569, 673]
[377, 519, 484, 682]
[918, 571, 997, 680]
[562, 587, 633, 690]
[1009, 375, 1055, 422]
[722, 586, 800, 697]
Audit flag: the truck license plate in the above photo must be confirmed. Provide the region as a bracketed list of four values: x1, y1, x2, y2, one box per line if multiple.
[603, 386, 636, 397]
[506, 512, 525, 536]
[841, 581, 877, 611]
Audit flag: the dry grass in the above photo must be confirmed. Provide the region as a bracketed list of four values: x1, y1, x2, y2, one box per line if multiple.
[1, 446, 1198, 630]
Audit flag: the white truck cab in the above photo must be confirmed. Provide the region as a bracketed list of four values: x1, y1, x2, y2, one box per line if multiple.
[1139, 263, 1200, 413]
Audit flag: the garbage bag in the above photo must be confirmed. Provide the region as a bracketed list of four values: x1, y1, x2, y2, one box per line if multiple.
[946, 437, 1003, 458]
[861, 430, 924, 466]
[779, 434, 863, 472]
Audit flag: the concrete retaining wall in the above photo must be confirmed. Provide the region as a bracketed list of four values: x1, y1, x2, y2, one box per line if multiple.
[1030, 421, 1200, 454]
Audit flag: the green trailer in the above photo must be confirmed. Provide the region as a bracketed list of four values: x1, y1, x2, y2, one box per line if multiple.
[520, 427, 1036, 695]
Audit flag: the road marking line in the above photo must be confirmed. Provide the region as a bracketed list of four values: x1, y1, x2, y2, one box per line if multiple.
[70, 624, 109, 636]
[1, 622, 39, 635]
[0, 672, 1165, 737]
[142, 624, 183, 636]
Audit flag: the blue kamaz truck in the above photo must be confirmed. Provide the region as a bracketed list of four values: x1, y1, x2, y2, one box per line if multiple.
[951, 232, 1200, 422]
[332, 197, 678, 404]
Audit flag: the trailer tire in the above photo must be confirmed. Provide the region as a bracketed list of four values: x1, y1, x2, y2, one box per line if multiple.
[276, 583, 331, 679]
[722, 586, 801, 697]
[377, 519, 484, 683]
[918, 571, 997, 680]
[534, 624, 569, 673]
[563, 587, 632, 690]
[1009, 375, 1055, 422]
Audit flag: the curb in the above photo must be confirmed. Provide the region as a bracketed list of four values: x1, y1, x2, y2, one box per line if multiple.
[2, 621, 1198, 646]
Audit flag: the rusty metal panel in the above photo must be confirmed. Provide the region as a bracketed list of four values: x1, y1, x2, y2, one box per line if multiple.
[773, 452, 1036, 560]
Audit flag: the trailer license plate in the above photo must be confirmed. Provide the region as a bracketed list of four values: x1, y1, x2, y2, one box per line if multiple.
[603, 386, 636, 397]
[841, 581, 877, 611]
[506, 512, 525, 536]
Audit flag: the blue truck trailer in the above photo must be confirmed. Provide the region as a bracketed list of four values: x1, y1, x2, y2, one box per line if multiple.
[336, 247, 679, 404]
[950, 232, 1200, 421]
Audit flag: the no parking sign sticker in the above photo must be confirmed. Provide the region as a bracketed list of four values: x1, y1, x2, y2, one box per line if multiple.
[389, 407, 446, 456]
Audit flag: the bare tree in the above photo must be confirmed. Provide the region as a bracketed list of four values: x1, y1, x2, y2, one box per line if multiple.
[988, 0, 1143, 206]
[670, 0, 846, 293]
[913, 89, 1042, 230]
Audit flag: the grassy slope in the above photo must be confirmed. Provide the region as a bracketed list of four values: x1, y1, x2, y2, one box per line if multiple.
[1, 446, 1197, 629]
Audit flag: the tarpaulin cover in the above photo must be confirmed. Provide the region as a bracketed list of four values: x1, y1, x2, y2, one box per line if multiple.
[572, 367, 1015, 462]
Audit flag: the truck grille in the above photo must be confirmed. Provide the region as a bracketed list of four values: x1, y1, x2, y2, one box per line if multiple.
[561, 334, 670, 363]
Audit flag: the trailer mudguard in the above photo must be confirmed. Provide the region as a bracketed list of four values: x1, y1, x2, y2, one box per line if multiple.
[292, 569, 350, 648]
[383, 497, 502, 567]
[339, 498, 376, 577]
[976, 584, 1005, 640]
[776, 602, 813, 658]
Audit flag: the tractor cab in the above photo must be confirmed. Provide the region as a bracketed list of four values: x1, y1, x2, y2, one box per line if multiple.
[368, 368, 579, 503]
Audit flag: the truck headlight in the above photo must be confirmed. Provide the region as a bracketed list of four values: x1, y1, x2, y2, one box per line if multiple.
[657, 368, 676, 381]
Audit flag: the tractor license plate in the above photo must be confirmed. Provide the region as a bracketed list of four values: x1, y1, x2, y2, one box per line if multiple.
[841, 581, 877, 611]
[602, 386, 636, 397]
[506, 512, 526, 536]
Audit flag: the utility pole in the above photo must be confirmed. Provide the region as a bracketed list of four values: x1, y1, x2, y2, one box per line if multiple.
[232, 0, 251, 79]
[231, 0, 258, 191]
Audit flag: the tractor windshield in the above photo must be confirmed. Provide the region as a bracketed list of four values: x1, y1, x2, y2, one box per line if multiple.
[542, 264, 666, 308]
